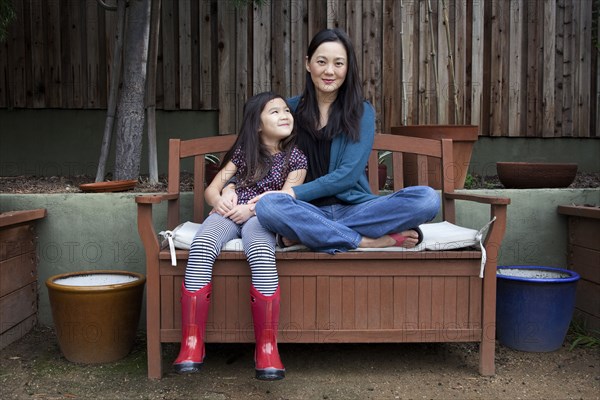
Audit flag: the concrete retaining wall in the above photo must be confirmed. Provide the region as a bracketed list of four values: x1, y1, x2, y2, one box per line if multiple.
[1, 188, 598, 326]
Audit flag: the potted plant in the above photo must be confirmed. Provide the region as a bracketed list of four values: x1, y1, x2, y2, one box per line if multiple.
[366, 151, 391, 190]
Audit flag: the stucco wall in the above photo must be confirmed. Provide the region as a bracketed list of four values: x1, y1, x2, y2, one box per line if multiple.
[1, 188, 598, 326]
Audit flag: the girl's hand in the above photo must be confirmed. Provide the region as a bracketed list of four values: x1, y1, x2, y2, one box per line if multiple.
[211, 184, 238, 215]
[223, 204, 255, 224]
[212, 196, 235, 216]
[221, 184, 238, 206]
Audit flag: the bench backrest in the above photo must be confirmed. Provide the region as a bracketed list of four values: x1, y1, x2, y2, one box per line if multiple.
[166, 133, 456, 228]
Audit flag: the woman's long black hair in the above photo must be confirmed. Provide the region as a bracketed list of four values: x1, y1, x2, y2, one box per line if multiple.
[220, 92, 296, 187]
[295, 28, 364, 142]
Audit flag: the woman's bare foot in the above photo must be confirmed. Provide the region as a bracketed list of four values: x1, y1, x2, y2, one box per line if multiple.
[358, 229, 420, 249]
[276, 234, 299, 248]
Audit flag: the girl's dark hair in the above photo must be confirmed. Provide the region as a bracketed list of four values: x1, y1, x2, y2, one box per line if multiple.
[296, 28, 364, 141]
[221, 92, 296, 187]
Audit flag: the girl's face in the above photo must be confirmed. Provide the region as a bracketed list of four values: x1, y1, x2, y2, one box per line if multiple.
[306, 41, 348, 98]
[258, 97, 294, 148]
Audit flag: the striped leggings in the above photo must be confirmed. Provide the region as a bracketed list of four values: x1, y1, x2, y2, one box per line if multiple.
[184, 213, 278, 296]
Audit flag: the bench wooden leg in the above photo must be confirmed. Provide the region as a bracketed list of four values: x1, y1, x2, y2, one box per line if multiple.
[147, 339, 163, 379]
[479, 334, 495, 376]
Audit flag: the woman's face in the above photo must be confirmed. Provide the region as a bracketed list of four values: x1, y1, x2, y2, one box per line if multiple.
[306, 41, 348, 98]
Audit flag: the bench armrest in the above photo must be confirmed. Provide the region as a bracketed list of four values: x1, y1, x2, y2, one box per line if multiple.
[444, 192, 511, 205]
[136, 193, 180, 259]
[135, 193, 179, 204]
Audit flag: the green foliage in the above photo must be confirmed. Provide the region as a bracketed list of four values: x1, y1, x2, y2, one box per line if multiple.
[464, 173, 475, 189]
[567, 319, 600, 351]
[0, 0, 15, 43]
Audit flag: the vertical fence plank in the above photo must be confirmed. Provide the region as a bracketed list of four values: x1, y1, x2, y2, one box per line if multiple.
[0, 35, 6, 108]
[508, 0, 525, 136]
[236, 4, 249, 132]
[526, 0, 540, 136]
[382, 0, 401, 132]
[596, 6, 600, 137]
[490, 0, 509, 136]
[290, 0, 307, 96]
[327, 0, 346, 29]
[96, 2, 107, 109]
[21, 0, 33, 108]
[179, 0, 192, 109]
[217, 1, 236, 134]
[403, 0, 418, 125]
[254, 1, 271, 95]
[308, 0, 327, 39]
[9, 0, 27, 108]
[427, 0, 439, 123]
[470, 0, 484, 127]
[437, 0, 450, 124]
[454, 0, 467, 124]
[272, 0, 291, 99]
[85, 0, 101, 108]
[419, 0, 430, 123]
[65, 0, 83, 108]
[562, 0, 574, 136]
[161, 0, 177, 109]
[30, 0, 45, 108]
[47, 0, 62, 108]
[576, 0, 592, 136]
[345, 0, 362, 73]
[542, 0, 556, 137]
[199, 0, 216, 110]
[363, 0, 383, 130]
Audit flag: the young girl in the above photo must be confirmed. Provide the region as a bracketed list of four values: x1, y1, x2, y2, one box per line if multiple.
[174, 92, 307, 381]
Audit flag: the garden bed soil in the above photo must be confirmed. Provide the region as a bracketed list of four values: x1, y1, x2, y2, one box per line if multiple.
[0, 172, 599, 194]
[0, 325, 598, 399]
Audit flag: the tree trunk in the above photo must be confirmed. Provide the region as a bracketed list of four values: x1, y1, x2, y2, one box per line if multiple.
[95, 0, 126, 182]
[145, 0, 161, 184]
[114, 0, 152, 181]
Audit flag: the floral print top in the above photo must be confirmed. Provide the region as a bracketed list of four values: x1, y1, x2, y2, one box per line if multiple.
[231, 146, 307, 204]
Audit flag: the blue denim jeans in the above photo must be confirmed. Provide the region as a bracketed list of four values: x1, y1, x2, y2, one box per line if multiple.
[255, 186, 440, 254]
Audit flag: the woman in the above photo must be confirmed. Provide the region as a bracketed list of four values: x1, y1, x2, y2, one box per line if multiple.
[250, 28, 440, 254]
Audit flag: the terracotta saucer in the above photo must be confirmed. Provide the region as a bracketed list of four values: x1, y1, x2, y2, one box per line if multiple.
[79, 179, 138, 193]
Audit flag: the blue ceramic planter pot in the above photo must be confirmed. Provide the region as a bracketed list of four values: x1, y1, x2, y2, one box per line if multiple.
[496, 266, 579, 352]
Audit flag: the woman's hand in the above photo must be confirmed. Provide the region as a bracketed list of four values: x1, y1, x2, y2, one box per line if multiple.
[247, 187, 296, 209]
[223, 204, 255, 224]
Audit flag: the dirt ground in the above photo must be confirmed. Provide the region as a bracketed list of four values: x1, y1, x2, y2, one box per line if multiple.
[1, 325, 598, 400]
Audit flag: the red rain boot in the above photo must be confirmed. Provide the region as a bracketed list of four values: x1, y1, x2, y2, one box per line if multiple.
[173, 282, 212, 374]
[250, 285, 285, 380]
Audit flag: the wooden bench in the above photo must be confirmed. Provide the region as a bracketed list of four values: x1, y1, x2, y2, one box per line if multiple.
[136, 133, 510, 379]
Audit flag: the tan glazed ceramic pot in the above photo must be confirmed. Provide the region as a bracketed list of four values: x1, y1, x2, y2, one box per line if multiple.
[46, 270, 146, 364]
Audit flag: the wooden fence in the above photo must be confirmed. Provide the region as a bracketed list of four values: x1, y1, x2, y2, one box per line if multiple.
[0, 0, 598, 137]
